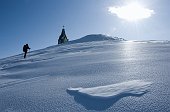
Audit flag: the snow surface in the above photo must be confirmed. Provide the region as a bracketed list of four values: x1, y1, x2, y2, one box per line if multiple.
[67, 80, 152, 110]
[67, 80, 151, 98]
[0, 35, 170, 112]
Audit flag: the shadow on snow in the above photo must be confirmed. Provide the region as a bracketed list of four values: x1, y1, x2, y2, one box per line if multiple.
[67, 89, 147, 111]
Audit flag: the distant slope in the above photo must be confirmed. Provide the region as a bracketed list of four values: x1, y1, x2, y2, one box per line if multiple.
[69, 34, 125, 44]
[0, 34, 124, 60]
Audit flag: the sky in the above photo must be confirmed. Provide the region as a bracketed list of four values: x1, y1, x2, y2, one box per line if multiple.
[0, 0, 170, 58]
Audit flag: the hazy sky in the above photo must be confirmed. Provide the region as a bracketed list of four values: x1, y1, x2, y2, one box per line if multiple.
[0, 0, 170, 58]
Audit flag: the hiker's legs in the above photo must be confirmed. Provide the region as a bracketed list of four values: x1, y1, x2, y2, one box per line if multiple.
[24, 52, 27, 58]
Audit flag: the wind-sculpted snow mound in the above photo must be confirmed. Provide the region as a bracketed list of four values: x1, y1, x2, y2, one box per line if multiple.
[67, 80, 152, 110]
[67, 80, 152, 99]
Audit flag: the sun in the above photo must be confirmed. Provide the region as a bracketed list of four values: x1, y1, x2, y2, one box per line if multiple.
[109, 2, 154, 22]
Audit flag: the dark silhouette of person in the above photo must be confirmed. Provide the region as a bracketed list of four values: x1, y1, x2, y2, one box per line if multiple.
[23, 44, 30, 58]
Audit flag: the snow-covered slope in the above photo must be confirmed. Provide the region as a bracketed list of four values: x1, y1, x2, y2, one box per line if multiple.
[0, 37, 170, 112]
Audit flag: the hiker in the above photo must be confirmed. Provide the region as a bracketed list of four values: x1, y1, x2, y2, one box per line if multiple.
[23, 44, 30, 58]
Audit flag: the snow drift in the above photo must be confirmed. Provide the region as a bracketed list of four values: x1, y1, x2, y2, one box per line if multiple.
[67, 80, 152, 110]
[67, 80, 152, 98]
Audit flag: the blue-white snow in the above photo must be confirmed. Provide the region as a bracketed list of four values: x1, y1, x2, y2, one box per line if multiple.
[67, 80, 151, 98]
[0, 35, 170, 112]
[67, 80, 152, 111]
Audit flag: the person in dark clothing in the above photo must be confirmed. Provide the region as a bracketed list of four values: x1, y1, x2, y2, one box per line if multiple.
[23, 44, 30, 58]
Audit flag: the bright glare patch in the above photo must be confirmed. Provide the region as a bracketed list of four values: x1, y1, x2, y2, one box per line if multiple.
[108, 3, 154, 22]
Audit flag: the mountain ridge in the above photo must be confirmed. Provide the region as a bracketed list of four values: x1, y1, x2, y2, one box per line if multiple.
[69, 34, 125, 44]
